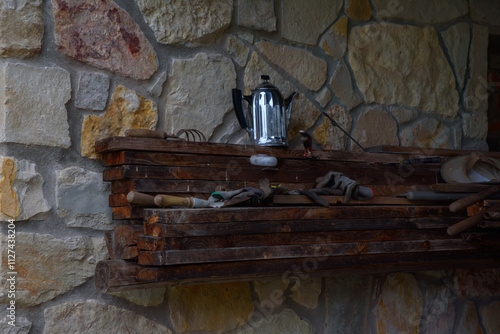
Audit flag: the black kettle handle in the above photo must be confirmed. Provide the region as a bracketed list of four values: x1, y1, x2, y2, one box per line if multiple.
[232, 88, 249, 130]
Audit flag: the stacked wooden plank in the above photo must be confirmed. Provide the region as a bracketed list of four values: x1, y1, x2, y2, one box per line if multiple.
[94, 137, 500, 292]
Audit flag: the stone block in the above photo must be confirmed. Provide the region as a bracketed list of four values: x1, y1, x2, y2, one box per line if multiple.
[0, 0, 43, 59]
[282, 0, 342, 45]
[0, 62, 71, 148]
[0, 156, 50, 221]
[148, 71, 167, 98]
[44, 300, 171, 333]
[238, 309, 314, 334]
[320, 16, 347, 60]
[56, 167, 113, 230]
[390, 107, 418, 124]
[465, 25, 489, 113]
[316, 87, 332, 108]
[345, 0, 372, 21]
[457, 301, 484, 334]
[0, 316, 31, 334]
[81, 85, 158, 159]
[52, 0, 157, 80]
[256, 41, 327, 91]
[351, 107, 398, 151]
[168, 282, 253, 333]
[470, 0, 500, 25]
[253, 278, 288, 310]
[165, 53, 236, 141]
[373, 273, 423, 334]
[324, 274, 372, 333]
[237, 0, 276, 32]
[225, 34, 251, 67]
[314, 106, 352, 150]
[401, 118, 452, 149]
[480, 301, 500, 334]
[330, 60, 362, 110]
[134, 0, 232, 46]
[462, 112, 488, 139]
[110, 287, 166, 307]
[75, 72, 110, 111]
[0, 233, 108, 307]
[453, 268, 500, 298]
[441, 23, 471, 90]
[289, 276, 322, 310]
[372, 0, 468, 23]
[348, 23, 459, 117]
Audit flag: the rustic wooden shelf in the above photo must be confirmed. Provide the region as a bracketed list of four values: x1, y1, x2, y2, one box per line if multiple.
[94, 137, 500, 292]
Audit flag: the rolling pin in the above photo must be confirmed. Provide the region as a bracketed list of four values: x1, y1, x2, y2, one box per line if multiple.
[447, 203, 500, 236]
[126, 191, 157, 206]
[449, 184, 500, 212]
[154, 194, 213, 208]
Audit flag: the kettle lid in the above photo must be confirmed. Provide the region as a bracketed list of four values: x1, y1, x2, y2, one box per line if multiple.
[254, 75, 281, 93]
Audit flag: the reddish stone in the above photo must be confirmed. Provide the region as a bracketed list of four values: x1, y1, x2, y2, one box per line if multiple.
[454, 268, 500, 298]
[52, 0, 157, 80]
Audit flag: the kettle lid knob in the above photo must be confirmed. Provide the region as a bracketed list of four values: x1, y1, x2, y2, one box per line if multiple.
[261, 75, 270, 82]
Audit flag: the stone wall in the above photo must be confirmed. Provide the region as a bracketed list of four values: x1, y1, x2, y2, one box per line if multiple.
[1, 0, 499, 333]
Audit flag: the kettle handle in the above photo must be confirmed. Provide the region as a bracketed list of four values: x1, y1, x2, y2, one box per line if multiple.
[232, 88, 252, 131]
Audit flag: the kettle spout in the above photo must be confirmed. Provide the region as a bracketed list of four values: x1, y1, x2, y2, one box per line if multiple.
[284, 92, 299, 112]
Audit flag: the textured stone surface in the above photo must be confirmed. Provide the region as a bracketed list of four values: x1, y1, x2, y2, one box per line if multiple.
[169, 282, 253, 333]
[237, 0, 276, 31]
[52, 0, 157, 80]
[454, 269, 500, 298]
[462, 112, 488, 139]
[465, 25, 489, 113]
[282, 0, 343, 45]
[470, 0, 500, 25]
[401, 118, 452, 149]
[165, 53, 235, 140]
[75, 72, 110, 111]
[349, 23, 459, 117]
[56, 167, 113, 230]
[345, 0, 372, 21]
[325, 275, 372, 333]
[256, 41, 327, 91]
[110, 287, 166, 307]
[290, 277, 322, 309]
[135, 0, 232, 46]
[245, 52, 320, 141]
[314, 106, 352, 150]
[481, 301, 500, 334]
[0, 233, 107, 307]
[238, 309, 314, 334]
[81, 85, 158, 159]
[0, 316, 31, 334]
[320, 16, 347, 60]
[44, 300, 171, 333]
[457, 301, 484, 334]
[330, 60, 362, 110]
[253, 278, 288, 310]
[373, 273, 423, 334]
[148, 71, 167, 97]
[390, 107, 418, 124]
[0, 156, 50, 221]
[316, 87, 332, 108]
[420, 279, 455, 334]
[351, 108, 398, 151]
[0, 0, 43, 59]
[0, 62, 71, 148]
[225, 34, 250, 67]
[372, 0, 469, 23]
[441, 23, 470, 90]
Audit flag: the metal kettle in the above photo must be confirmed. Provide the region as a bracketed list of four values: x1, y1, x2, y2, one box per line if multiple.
[232, 75, 298, 146]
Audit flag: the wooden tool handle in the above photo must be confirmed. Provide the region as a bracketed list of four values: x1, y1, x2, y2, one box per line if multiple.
[154, 194, 193, 208]
[126, 191, 156, 206]
[447, 204, 500, 236]
[124, 129, 166, 139]
[449, 184, 500, 212]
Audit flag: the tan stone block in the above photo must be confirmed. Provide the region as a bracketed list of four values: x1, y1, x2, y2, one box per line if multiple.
[314, 106, 352, 150]
[481, 301, 500, 334]
[81, 85, 158, 160]
[372, 0, 468, 23]
[321, 16, 348, 60]
[289, 276, 322, 309]
[345, 0, 372, 21]
[351, 107, 398, 151]
[349, 23, 459, 117]
[401, 118, 452, 149]
[373, 273, 423, 334]
[0, 157, 19, 219]
[168, 282, 253, 333]
[256, 41, 327, 91]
